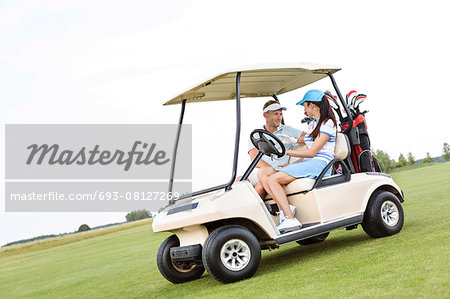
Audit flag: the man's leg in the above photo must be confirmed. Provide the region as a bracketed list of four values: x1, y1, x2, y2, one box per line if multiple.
[244, 168, 266, 198]
[253, 181, 266, 199]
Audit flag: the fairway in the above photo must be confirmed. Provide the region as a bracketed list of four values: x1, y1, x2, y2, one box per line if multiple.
[1, 163, 449, 298]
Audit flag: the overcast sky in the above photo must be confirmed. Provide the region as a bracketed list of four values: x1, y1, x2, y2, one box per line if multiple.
[1, 0, 449, 246]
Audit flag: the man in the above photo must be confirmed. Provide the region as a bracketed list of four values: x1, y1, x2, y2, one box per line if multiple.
[247, 100, 305, 198]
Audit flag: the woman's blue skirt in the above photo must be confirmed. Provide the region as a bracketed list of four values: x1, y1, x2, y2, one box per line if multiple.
[274, 159, 330, 179]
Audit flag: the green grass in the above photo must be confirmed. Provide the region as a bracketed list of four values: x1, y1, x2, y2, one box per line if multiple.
[1, 163, 449, 298]
[387, 161, 441, 173]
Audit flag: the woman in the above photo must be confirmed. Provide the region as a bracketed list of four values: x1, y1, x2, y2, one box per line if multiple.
[258, 89, 337, 233]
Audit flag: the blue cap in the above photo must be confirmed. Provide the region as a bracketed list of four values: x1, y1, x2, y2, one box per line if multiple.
[296, 89, 325, 106]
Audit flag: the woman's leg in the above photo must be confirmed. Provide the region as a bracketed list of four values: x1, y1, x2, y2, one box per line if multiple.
[267, 171, 297, 218]
[257, 167, 278, 205]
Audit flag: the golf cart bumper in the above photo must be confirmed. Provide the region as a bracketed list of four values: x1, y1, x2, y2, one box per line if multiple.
[170, 244, 202, 262]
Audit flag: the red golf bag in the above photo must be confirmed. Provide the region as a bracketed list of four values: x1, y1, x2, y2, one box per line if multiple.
[342, 113, 379, 173]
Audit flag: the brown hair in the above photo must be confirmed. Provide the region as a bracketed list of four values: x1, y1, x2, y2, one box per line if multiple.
[263, 99, 280, 111]
[307, 96, 337, 139]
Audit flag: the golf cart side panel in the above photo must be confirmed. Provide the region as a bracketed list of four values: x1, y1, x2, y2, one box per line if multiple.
[358, 174, 404, 212]
[313, 173, 381, 222]
[284, 192, 321, 224]
[152, 182, 279, 243]
[313, 173, 402, 223]
[271, 174, 392, 224]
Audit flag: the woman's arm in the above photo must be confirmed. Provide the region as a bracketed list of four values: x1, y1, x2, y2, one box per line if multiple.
[287, 133, 330, 158]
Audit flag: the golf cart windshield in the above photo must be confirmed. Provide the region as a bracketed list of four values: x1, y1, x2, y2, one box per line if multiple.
[166, 63, 351, 202]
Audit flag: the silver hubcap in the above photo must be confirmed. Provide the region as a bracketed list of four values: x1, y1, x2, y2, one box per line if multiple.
[381, 200, 399, 226]
[220, 239, 251, 271]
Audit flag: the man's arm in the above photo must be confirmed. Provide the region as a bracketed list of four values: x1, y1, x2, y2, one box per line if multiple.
[287, 133, 330, 158]
[297, 131, 306, 144]
[284, 125, 306, 144]
[249, 148, 271, 168]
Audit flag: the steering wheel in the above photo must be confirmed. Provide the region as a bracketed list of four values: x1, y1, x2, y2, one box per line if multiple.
[250, 129, 286, 158]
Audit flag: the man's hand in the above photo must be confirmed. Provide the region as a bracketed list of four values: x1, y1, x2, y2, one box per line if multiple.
[277, 134, 298, 145]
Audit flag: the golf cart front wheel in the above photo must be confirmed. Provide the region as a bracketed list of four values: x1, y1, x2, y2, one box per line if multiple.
[362, 191, 404, 238]
[296, 232, 329, 245]
[202, 225, 261, 284]
[156, 235, 205, 283]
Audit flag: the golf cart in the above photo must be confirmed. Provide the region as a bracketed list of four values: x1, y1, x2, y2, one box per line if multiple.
[153, 64, 404, 284]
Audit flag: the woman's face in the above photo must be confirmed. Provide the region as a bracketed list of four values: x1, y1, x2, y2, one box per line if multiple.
[304, 102, 319, 118]
[303, 102, 313, 117]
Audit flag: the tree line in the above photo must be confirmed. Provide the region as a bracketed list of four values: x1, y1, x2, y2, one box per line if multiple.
[373, 142, 450, 172]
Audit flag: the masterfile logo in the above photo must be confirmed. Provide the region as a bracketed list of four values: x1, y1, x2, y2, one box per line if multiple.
[4, 124, 192, 212]
[26, 141, 170, 171]
[5, 124, 191, 179]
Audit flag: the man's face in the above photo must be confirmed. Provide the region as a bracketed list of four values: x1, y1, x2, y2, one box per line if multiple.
[264, 109, 283, 127]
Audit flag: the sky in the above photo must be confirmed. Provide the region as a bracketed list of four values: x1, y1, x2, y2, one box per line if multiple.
[1, 0, 449, 246]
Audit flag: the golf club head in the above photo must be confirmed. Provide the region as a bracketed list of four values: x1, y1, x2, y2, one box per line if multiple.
[325, 94, 339, 110]
[346, 90, 357, 107]
[351, 94, 358, 108]
[325, 91, 340, 109]
[355, 94, 367, 110]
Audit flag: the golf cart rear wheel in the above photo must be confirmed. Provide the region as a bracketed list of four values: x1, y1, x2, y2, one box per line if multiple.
[156, 235, 205, 283]
[296, 232, 329, 245]
[202, 225, 261, 284]
[362, 191, 404, 238]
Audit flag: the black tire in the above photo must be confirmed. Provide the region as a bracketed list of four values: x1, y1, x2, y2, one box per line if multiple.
[362, 191, 404, 238]
[202, 225, 261, 284]
[296, 232, 329, 245]
[156, 235, 205, 283]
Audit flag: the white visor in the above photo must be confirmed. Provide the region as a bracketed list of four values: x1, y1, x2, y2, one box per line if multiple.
[263, 103, 287, 113]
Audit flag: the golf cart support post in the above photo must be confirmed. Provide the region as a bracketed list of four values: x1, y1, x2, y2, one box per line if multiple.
[168, 68, 351, 203]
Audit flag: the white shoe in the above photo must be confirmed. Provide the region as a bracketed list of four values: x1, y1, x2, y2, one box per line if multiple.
[277, 217, 302, 233]
[277, 205, 297, 223]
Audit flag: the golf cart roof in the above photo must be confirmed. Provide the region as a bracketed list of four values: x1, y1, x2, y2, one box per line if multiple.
[164, 63, 340, 106]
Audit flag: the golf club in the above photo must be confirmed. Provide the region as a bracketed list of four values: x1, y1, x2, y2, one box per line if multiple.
[325, 91, 343, 119]
[346, 90, 357, 108]
[354, 94, 367, 111]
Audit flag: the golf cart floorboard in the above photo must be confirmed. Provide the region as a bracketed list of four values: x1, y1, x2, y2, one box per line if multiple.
[275, 214, 364, 245]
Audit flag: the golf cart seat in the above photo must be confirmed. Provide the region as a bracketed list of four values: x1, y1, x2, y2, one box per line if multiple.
[265, 132, 350, 198]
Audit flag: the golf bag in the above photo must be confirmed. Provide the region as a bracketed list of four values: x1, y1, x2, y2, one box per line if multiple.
[342, 114, 379, 173]
[325, 90, 380, 173]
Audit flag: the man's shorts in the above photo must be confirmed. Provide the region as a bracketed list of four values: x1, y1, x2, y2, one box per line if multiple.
[248, 168, 260, 186]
